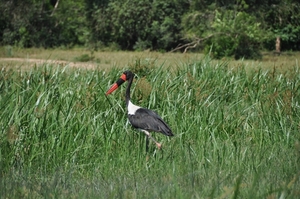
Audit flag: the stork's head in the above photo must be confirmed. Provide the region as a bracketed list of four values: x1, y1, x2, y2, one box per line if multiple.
[106, 71, 134, 95]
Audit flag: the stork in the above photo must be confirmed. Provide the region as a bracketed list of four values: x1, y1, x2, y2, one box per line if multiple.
[106, 71, 174, 149]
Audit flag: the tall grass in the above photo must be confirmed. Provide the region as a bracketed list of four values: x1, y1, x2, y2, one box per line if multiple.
[0, 57, 299, 198]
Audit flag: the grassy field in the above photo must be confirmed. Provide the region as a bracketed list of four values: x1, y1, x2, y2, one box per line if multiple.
[0, 48, 300, 198]
[1, 46, 300, 71]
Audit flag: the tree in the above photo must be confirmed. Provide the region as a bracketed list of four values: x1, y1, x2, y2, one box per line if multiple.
[88, 0, 189, 51]
[0, 0, 87, 48]
[262, 0, 300, 51]
[179, 1, 271, 59]
[1, 0, 299, 54]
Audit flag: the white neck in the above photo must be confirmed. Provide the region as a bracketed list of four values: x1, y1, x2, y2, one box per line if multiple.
[127, 100, 141, 115]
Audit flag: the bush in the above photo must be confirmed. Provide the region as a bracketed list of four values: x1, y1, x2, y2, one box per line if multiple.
[203, 10, 268, 59]
[74, 54, 94, 62]
[234, 35, 262, 60]
[90, 0, 189, 51]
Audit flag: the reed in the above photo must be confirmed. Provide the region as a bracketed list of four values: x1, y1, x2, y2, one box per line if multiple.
[0, 56, 299, 198]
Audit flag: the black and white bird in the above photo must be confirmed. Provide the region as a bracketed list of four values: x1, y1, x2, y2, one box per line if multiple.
[106, 71, 174, 149]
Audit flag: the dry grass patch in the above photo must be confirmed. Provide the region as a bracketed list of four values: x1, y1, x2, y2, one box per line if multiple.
[0, 47, 299, 72]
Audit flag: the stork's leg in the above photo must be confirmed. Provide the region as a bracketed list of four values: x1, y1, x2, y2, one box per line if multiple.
[141, 130, 162, 149]
[145, 135, 150, 152]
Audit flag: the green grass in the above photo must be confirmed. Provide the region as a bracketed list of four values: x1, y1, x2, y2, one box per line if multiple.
[1, 46, 300, 71]
[0, 56, 300, 198]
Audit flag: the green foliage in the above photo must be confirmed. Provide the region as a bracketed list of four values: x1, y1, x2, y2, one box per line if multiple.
[210, 10, 266, 59]
[1, 0, 300, 55]
[181, 0, 300, 57]
[1, 58, 300, 198]
[90, 0, 188, 51]
[74, 54, 94, 62]
[234, 35, 262, 60]
[54, 0, 89, 46]
[0, 0, 87, 48]
[273, 24, 300, 51]
[181, 10, 214, 41]
[4, 45, 13, 57]
[128, 58, 156, 77]
[257, 0, 300, 51]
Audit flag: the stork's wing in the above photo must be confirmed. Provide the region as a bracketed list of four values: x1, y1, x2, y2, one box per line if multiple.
[128, 108, 174, 136]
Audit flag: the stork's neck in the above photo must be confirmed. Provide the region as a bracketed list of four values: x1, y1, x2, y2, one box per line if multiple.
[126, 76, 133, 106]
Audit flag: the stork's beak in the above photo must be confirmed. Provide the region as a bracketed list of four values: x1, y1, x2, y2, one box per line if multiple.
[106, 73, 127, 95]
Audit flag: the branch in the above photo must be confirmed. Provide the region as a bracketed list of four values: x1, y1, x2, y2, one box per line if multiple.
[169, 33, 227, 53]
[170, 40, 199, 53]
[51, 0, 60, 16]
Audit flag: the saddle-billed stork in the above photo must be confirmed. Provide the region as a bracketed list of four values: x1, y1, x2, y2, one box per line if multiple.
[106, 71, 174, 149]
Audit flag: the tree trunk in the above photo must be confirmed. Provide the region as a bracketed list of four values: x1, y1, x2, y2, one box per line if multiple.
[275, 36, 281, 55]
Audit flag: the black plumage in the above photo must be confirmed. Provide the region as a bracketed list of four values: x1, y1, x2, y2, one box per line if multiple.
[128, 108, 174, 136]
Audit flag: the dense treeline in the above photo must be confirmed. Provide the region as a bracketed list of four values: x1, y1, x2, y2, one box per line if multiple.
[0, 0, 299, 59]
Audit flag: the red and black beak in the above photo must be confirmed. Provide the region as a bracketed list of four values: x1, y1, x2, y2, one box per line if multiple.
[106, 73, 127, 95]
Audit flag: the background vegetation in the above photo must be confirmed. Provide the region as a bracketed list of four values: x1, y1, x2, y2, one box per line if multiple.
[0, 55, 300, 198]
[0, 0, 300, 59]
[1, 0, 300, 197]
